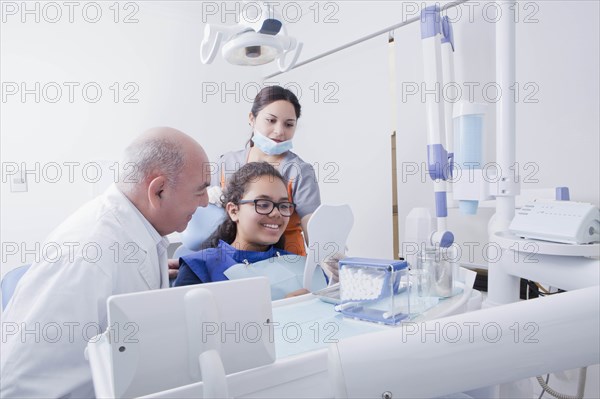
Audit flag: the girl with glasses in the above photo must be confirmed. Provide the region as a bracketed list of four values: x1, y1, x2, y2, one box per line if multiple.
[174, 162, 321, 297]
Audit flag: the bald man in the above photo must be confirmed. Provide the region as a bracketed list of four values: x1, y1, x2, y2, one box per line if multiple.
[1, 127, 210, 398]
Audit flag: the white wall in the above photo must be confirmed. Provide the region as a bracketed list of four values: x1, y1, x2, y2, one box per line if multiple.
[515, 0, 599, 204]
[0, 2, 262, 273]
[2, 1, 599, 275]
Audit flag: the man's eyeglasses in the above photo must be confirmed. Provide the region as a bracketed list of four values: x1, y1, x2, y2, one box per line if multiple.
[239, 199, 296, 217]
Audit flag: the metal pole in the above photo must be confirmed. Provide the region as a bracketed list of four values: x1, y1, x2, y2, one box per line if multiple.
[264, 0, 470, 79]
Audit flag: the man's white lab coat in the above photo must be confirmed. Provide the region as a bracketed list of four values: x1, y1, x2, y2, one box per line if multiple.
[1, 185, 169, 398]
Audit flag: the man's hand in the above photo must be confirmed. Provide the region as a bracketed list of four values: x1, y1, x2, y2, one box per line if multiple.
[168, 258, 180, 279]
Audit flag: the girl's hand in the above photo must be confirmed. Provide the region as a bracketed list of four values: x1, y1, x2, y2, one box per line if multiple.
[321, 252, 346, 285]
[285, 288, 310, 298]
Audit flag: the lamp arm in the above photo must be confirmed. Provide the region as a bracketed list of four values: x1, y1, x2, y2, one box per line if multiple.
[277, 41, 302, 72]
[200, 27, 223, 65]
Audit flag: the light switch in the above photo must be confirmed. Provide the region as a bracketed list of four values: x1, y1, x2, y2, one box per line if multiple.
[10, 169, 28, 192]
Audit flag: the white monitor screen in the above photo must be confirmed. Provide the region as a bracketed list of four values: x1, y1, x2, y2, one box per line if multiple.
[106, 277, 275, 398]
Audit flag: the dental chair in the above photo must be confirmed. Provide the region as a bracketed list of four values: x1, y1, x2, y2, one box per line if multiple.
[177, 204, 226, 253]
[86, 201, 484, 398]
[170, 204, 226, 285]
[1, 264, 31, 310]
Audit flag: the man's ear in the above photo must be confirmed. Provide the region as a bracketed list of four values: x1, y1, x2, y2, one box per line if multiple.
[226, 202, 239, 222]
[148, 175, 167, 209]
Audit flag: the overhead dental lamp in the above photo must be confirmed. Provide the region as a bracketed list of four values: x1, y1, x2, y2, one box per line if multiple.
[200, 3, 302, 72]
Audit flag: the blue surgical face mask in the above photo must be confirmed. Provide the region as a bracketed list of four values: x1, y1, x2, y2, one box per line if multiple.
[251, 128, 293, 156]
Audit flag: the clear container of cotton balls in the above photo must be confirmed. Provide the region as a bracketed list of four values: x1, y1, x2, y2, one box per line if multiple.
[337, 257, 409, 325]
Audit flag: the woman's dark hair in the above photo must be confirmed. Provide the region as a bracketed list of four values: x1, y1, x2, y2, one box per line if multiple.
[247, 85, 301, 148]
[251, 85, 301, 118]
[201, 162, 287, 250]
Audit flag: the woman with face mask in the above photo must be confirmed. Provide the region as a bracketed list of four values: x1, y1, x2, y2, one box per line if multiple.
[210, 85, 321, 256]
